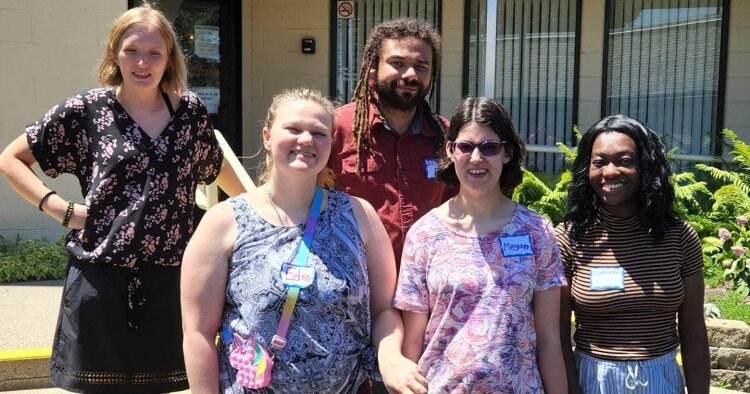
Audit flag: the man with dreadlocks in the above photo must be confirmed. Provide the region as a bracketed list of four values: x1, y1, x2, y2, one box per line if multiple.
[330, 17, 453, 278]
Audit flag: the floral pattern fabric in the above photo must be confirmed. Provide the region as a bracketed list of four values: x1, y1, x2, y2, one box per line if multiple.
[26, 88, 223, 267]
[394, 205, 566, 393]
[219, 189, 373, 394]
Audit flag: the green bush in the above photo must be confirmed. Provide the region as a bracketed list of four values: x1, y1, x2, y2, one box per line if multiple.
[512, 129, 578, 226]
[0, 235, 68, 283]
[704, 254, 726, 289]
[691, 130, 750, 295]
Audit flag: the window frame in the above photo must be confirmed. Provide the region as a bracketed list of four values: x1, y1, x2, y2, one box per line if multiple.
[328, 0, 443, 109]
[462, 0, 582, 173]
[600, 0, 730, 159]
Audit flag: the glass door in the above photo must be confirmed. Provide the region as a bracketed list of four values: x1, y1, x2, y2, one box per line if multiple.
[130, 0, 242, 153]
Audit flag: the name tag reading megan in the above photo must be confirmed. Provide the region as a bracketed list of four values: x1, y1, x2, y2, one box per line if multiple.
[589, 267, 625, 291]
[280, 263, 315, 288]
[499, 234, 534, 257]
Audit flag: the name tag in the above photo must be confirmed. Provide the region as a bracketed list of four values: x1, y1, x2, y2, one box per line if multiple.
[589, 267, 625, 290]
[499, 234, 534, 257]
[423, 158, 438, 179]
[280, 263, 315, 288]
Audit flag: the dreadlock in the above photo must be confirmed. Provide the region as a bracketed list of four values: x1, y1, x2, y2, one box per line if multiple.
[350, 17, 445, 173]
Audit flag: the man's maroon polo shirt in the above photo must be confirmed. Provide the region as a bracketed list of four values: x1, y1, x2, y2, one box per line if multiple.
[330, 102, 453, 270]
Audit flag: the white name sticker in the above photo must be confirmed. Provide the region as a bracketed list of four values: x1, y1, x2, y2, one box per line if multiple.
[280, 263, 315, 288]
[589, 267, 625, 291]
[499, 234, 534, 257]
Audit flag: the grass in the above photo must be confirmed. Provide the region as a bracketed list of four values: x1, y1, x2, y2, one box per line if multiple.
[706, 288, 750, 324]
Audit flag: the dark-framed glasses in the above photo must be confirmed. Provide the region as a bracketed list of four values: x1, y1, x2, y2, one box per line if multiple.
[450, 140, 507, 157]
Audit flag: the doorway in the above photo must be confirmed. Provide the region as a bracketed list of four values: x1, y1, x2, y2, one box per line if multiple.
[129, 0, 242, 153]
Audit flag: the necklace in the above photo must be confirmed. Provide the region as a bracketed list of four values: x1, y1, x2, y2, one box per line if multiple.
[266, 187, 289, 226]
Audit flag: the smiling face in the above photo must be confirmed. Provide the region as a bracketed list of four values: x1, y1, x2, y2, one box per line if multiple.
[116, 22, 168, 92]
[589, 131, 641, 217]
[448, 121, 511, 197]
[263, 99, 333, 179]
[374, 37, 432, 111]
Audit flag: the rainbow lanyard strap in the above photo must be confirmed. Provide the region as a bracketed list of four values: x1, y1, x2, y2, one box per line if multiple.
[270, 186, 323, 351]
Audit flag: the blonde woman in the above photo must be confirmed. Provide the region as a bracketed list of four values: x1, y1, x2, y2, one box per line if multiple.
[182, 87, 426, 394]
[0, 4, 242, 392]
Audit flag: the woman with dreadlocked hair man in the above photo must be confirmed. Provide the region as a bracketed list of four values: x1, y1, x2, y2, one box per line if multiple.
[329, 17, 456, 277]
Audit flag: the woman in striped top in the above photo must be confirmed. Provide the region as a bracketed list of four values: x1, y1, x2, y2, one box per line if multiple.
[555, 114, 710, 393]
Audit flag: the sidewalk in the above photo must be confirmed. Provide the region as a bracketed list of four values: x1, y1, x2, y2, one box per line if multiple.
[0, 280, 61, 391]
[0, 280, 62, 352]
[0, 280, 745, 393]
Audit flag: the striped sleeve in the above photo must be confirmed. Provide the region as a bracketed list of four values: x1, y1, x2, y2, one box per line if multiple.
[554, 223, 574, 281]
[680, 222, 704, 277]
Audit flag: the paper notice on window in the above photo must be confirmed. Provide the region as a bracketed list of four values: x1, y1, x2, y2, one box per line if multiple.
[194, 25, 220, 61]
[193, 87, 220, 114]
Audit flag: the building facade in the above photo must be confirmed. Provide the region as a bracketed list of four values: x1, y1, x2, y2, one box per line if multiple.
[1, 0, 748, 240]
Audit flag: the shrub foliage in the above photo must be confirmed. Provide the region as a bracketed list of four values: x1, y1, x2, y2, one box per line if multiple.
[0, 235, 67, 283]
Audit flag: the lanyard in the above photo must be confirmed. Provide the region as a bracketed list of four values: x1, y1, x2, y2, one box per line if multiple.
[270, 186, 323, 351]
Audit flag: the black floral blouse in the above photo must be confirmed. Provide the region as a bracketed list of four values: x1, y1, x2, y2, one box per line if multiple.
[26, 88, 223, 268]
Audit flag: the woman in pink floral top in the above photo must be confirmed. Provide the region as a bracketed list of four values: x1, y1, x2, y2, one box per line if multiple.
[394, 97, 568, 393]
[0, 5, 243, 393]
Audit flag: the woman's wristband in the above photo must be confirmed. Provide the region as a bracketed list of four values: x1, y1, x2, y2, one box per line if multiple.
[61, 201, 75, 227]
[38, 190, 57, 211]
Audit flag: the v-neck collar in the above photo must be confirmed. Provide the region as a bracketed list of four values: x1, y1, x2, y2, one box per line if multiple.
[108, 88, 182, 143]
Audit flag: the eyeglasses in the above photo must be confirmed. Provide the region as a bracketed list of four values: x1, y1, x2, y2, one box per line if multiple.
[450, 140, 507, 157]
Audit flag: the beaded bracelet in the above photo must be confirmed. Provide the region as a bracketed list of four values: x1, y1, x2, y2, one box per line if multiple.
[38, 190, 57, 211]
[61, 201, 75, 228]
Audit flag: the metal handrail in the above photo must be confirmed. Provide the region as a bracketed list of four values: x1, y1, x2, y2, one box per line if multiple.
[526, 144, 721, 163]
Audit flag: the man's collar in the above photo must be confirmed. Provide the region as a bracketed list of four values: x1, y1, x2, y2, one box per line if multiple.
[371, 101, 434, 137]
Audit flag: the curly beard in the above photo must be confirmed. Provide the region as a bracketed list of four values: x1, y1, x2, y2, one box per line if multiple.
[375, 78, 428, 111]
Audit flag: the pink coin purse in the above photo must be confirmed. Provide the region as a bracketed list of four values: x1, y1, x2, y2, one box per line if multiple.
[228, 333, 274, 389]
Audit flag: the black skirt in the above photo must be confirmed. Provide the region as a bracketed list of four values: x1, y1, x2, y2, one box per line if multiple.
[50, 257, 189, 393]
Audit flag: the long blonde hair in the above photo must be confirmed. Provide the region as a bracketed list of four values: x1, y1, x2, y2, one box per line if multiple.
[258, 88, 336, 188]
[96, 3, 187, 93]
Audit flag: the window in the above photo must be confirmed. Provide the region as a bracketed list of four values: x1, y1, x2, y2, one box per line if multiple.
[604, 0, 726, 158]
[466, 0, 579, 173]
[331, 0, 441, 105]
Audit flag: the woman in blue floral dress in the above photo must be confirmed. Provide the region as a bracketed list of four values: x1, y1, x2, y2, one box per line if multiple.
[0, 4, 243, 393]
[181, 88, 427, 394]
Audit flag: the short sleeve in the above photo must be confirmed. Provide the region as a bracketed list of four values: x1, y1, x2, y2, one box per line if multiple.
[25, 93, 91, 178]
[393, 221, 431, 313]
[534, 219, 567, 292]
[188, 94, 223, 184]
[680, 222, 704, 277]
[554, 222, 575, 281]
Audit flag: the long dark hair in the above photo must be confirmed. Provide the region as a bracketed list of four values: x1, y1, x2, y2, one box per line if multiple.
[350, 17, 444, 173]
[565, 114, 677, 241]
[436, 97, 525, 193]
